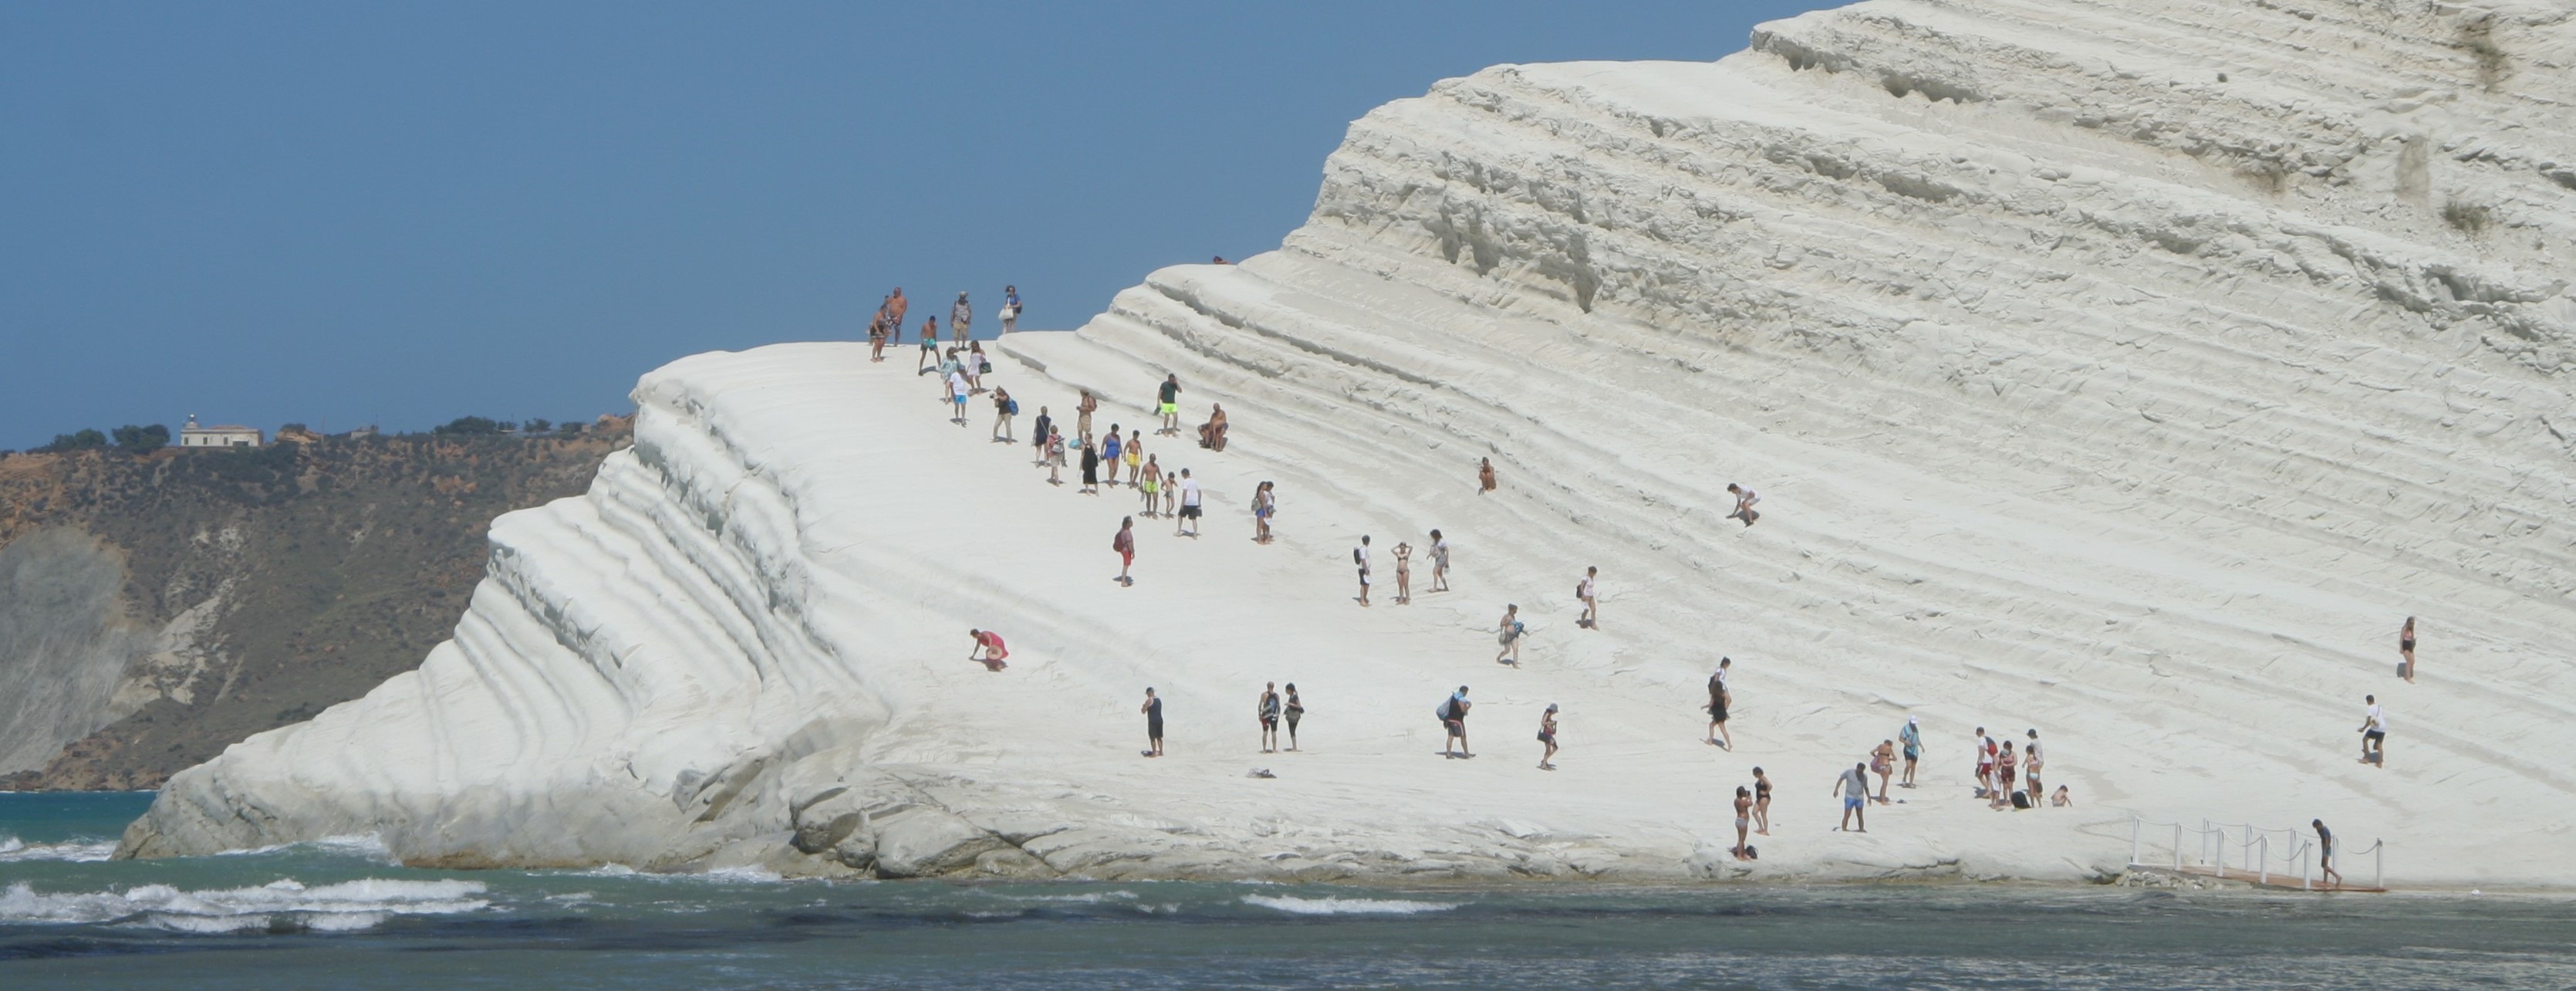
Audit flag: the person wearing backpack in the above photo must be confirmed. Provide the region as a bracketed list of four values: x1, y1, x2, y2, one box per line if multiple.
[991, 388, 1018, 442]
[1112, 516, 1136, 586]
[1352, 535, 1372, 606]
[1438, 686, 1473, 759]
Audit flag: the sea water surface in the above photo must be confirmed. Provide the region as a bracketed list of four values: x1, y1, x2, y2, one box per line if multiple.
[2, 793, 2569, 989]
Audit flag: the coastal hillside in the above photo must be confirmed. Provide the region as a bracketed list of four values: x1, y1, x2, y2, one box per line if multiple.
[124, 0, 2575, 887]
[0, 424, 628, 790]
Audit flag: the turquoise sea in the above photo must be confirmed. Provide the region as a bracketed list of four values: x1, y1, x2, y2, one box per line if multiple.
[2, 793, 2569, 989]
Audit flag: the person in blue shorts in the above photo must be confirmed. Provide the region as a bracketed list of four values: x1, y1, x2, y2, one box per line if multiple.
[1834, 761, 1869, 832]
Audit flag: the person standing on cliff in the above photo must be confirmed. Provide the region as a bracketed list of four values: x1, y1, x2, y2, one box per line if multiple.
[1000, 285, 1021, 334]
[1496, 604, 1524, 666]
[1156, 374, 1183, 436]
[1138, 455, 1163, 516]
[1353, 535, 1372, 607]
[1704, 658, 1733, 749]
[950, 291, 971, 347]
[1258, 682, 1282, 753]
[1123, 429, 1144, 486]
[1046, 428, 1067, 485]
[1392, 539, 1412, 604]
[2399, 616, 2417, 682]
[1112, 516, 1136, 586]
[1076, 388, 1098, 440]
[948, 366, 972, 427]
[887, 286, 909, 346]
[1730, 786, 1754, 860]
[991, 388, 1016, 442]
[868, 304, 888, 363]
[1834, 761, 1869, 833]
[1175, 469, 1202, 537]
[1141, 687, 1163, 757]
[1440, 685, 1473, 759]
[1282, 683, 1304, 752]
[1080, 437, 1102, 495]
[1030, 407, 1052, 465]
[1430, 529, 1450, 593]
[1478, 457, 1497, 495]
[1577, 566, 1600, 629]
[1101, 426, 1123, 487]
[1251, 481, 1277, 544]
[917, 317, 940, 374]
[1899, 716, 1923, 789]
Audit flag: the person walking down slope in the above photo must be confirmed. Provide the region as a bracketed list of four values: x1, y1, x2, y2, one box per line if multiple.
[999, 285, 1021, 334]
[1438, 686, 1473, 759]
[950, 292, 971, 347]
[1251, 481, 1277, 544]
[1112, 516, 1137, 586]
[917, 317, 940, 374]
[991, 388, 1018, 442]
[2399, 616, 2417, 682]
[1353, 535, 1372, 607]
[1834, 762, 1870, 833]
[967, 628, 1009, 671]
[1496, 604, 1524, 666]
[1156, 374, 1183, 436]
[1577, 567, 1600, 629]
[1282, 683, 1304, 752]
[2359, 695, 2388, 767]
[1174, 469, 1202, 537]
[868, 305, 888, 363]
[1727, 483, 1761, 526]
[1430, 529, 1450, 593]
[1141, 687, 1163, 757]
[948, 366, 972, 426]
[1537, 703, 1558, 771]
[1705, 658, 1733, 750]
[1258, 682, 1282, 753]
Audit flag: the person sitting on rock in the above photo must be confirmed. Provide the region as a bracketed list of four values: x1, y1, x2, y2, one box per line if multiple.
[1197, 403, 1229, 452]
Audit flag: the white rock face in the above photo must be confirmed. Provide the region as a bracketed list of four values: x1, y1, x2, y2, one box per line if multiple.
[127, 0, 2576, 886]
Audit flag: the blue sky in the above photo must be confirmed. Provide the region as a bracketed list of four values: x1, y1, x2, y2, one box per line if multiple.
[1, 1, 1825, 448]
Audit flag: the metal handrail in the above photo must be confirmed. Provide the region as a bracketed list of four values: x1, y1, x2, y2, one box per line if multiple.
[2128, 815, 2379, 889]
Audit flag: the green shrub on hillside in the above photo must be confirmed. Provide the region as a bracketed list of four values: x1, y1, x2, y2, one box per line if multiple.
[113, 424, 170, 455]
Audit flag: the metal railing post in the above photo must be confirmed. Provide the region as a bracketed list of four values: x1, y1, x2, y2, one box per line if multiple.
[2375, 842, 2383, 891]
[2203, 819, 2213, 867]
[2303, 842, 2313, 891]
[2257, 836, 2269, 884]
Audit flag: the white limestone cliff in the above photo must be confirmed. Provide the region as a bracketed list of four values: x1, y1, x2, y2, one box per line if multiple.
[123, 0, 2576, 887]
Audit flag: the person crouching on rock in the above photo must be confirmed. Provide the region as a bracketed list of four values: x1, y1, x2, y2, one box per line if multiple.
[968, 629, 1008, 671]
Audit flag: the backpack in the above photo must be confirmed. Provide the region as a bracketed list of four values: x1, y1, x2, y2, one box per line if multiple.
[1005, 397, 1020, 415]
[1355, 548, 1366, 565]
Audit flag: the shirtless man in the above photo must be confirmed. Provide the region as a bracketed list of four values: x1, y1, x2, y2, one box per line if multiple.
[917, 317, 940, 374]
[950, 291, 971, 347]
[1577, 567, 1600, 629]
[1429, 529, 1451, 593]
[1727, 482, 1761, 526]
[1138, 455, 1163, 516]
[1140, 688, 1163, 757]
[1197, 404, 1228, 451]
[1495, 604, 1524, 666]
[1477, 457, 1497, 495]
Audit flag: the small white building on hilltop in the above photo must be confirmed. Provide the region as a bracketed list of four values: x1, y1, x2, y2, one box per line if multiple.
[179, 415, 262, 448]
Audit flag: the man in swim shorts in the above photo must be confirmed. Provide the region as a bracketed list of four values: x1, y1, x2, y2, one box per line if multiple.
[1141, 687, 1163, 757]
[1175, 469, 1202, 537]
[1834, 761, 1869, 832]
[1440, 686, 1473, 759]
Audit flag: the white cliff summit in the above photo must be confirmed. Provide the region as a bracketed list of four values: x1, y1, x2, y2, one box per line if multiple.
[123, 0, 2576, 887]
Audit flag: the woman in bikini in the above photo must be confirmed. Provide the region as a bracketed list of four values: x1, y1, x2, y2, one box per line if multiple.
[1138, 456, 1162, 516]
[2399, 616, 2416, 682]
[1751, 766, 1773, 835]
[1731, 786, 1754, 860]
[1536, 704, 1558, 770]
[1870, 740, 1896, 803]
[1282, 684, 1304, 751]
[1392, 540, 1413, 604]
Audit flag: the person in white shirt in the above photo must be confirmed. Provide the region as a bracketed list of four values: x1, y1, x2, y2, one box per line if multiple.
[2358, 695, 2387, 767]
[1429, 529, 1451, 593]
[947, 369, 971, 425]
[1727, 482, 1761, 526]
[1577, 566, 1599, 629]
[1174, 470, 1203, 537]
[1354, 535, 1372, 607]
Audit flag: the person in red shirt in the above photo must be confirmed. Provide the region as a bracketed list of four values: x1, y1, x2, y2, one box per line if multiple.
[967, 629, 1008, 671]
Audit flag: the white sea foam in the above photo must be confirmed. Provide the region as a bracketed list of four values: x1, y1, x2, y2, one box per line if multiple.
[0, 878, 488, 932]
[214, 833, 395, 862]
[1241, 895, 1459, 915]
[0, 837, 119, 863]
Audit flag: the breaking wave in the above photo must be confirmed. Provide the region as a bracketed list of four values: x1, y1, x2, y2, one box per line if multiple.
[0, 878, 489, 933]
[1241, 895, 1460, 915]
